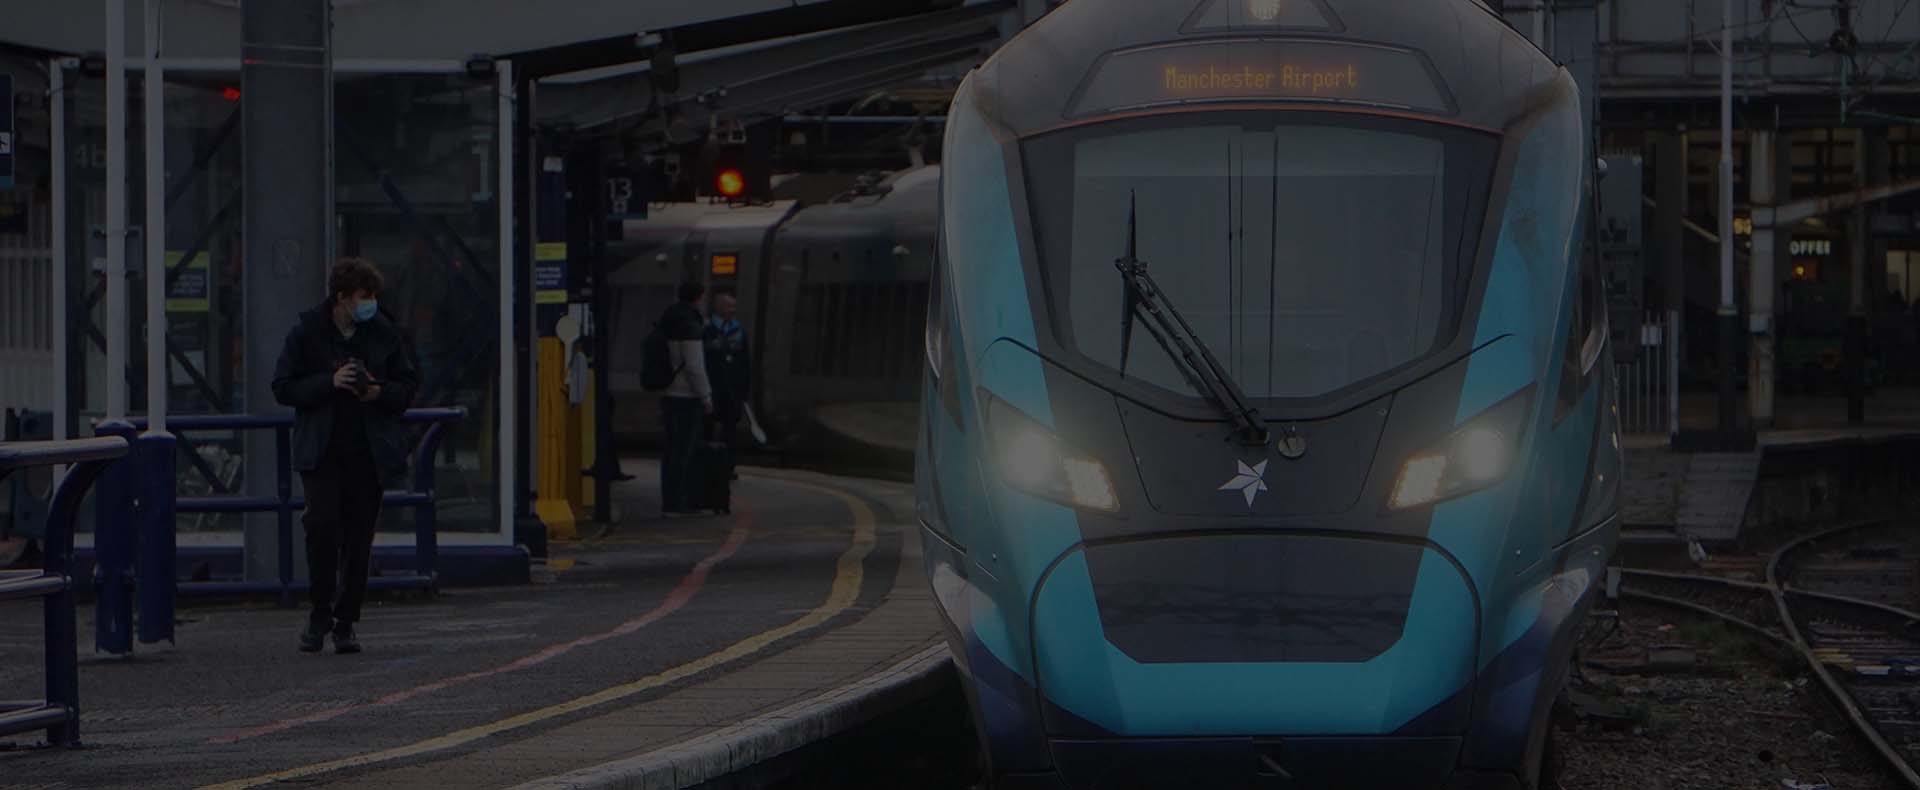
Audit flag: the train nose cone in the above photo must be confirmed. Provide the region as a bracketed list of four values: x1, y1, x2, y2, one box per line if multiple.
[1029, 532, 1479, 737]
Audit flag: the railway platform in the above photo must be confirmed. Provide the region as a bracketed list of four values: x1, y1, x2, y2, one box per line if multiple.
[1621, 389, 1920, 552]
[0, 463, 946, 790]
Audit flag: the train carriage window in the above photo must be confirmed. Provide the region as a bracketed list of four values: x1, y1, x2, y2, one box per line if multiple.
[1555, 159, 1608, 423]
[927, 217, 949, 377]
[1024, 111, 1496, 402]
[927, 218, 964, 427]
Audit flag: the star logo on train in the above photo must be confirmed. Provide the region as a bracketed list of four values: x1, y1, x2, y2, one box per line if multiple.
[1219, 460, 1270, 509]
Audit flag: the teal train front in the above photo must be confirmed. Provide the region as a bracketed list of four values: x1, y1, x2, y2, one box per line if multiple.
[914, 1, 1622, 788]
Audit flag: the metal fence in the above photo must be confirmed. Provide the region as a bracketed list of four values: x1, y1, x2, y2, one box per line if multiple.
[94, 409, 466, 613]
[1614, 310, 1678, 435]
[0, 436, 130, 747]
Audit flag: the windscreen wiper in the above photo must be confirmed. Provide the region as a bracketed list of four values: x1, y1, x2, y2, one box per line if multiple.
[1115, 192, 1270, 446]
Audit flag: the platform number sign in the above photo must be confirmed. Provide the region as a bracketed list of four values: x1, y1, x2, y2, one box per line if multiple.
[0, 74, 13, 189]
[606, 171, 645, 221]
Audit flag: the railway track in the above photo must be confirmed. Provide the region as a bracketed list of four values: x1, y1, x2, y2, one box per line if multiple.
[1617, 521, 1920, 789]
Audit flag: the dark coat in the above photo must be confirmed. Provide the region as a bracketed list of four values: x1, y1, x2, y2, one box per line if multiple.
[703, 317, 751, 401]
[270, 300, 419, 480]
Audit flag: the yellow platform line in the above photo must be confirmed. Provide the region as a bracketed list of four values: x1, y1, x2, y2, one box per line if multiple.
[199, 479, 879, 790]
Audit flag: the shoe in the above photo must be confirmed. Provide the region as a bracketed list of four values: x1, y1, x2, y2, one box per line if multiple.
[299, 622, 329, 653]
[333, 623, 362, 654]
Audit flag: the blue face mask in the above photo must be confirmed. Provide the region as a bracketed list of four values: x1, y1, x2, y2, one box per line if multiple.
[352, 299, 378, 323]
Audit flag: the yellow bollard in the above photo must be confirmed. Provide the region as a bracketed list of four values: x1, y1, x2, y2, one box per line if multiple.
[534, 337, 584, 540]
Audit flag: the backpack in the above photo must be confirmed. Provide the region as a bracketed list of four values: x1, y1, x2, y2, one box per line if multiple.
[640, 313, 682, 392]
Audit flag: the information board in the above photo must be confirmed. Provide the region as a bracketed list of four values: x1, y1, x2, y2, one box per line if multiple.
[535, 242, 569, 305]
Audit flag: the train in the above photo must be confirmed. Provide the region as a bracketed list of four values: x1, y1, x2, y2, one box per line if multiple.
[602, 167, 939, 465]
[916, 1, 1623, 788]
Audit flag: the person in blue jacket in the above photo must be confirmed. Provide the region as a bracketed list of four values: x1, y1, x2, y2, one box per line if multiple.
[703, 290, 751, 450]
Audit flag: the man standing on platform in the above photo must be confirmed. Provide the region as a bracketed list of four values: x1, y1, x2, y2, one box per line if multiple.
[659, 281, 713, 514]
[703, 290, 751, 453]
[272, 258, 419, 654]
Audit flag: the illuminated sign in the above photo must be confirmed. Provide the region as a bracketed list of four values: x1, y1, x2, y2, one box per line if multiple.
[1070, 40, 1453, 118]
[711, 253, 738, 276]
[1162, 64, 1356, 94]
[1791, 239, 1832, 257]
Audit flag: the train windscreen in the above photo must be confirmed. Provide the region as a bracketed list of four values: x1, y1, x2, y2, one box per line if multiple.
[1024, 112, 1496, 401]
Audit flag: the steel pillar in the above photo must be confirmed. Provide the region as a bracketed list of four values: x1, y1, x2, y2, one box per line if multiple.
[139, 0, 176, 647]
[1848, 127, 1890, 425]
[143, 0, 167, 435]
[1748, 130, 1777, 428]
[512, 73, 546, 558]
[1716, 0, 1740, 439]
[1652, 132, 1686, 435]
[241, 0, 332, 583]
[498, 60, 520, 545]
[105, 0, 129, 422]
[51, 59, 70, 450]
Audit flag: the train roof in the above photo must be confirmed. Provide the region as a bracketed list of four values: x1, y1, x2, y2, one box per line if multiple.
[778, 164, 940, 242]
[608, 200, 800, 272]
[968, 0, 1566, 136]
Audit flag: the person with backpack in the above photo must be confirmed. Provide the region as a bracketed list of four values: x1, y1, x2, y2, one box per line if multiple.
[643, 281, 713, 515]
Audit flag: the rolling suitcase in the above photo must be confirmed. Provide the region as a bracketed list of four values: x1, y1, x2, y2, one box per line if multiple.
[694, 441, 735, 514]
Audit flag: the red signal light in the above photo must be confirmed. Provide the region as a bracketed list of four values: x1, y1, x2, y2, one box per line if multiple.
[716, 168, 745, 198]
[221, 86, 241, 102]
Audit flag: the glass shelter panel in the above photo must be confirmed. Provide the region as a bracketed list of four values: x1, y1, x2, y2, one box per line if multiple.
[56, 67, 504, 537]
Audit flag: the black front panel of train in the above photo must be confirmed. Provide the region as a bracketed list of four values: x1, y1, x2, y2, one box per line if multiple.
[1117, 397, 1390, 518]
[1083, 533, 1428, 664]
[1040, 344, 1475, 666]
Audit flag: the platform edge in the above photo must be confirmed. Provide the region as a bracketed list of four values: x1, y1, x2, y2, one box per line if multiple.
[509, 642, 953, 790]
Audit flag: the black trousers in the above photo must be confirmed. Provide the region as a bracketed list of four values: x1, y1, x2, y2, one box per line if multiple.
[704, 395, 742, 445]
[660, 396, 704, 512]
[301, 457, 382, 629]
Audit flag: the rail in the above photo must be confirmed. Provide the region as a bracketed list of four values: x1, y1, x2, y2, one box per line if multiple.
[0, 437, 131, 747]
[93, 408, 465, 615]
[1617, 521, 1920, 789]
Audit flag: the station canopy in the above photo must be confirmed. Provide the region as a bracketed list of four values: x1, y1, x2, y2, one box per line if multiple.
[0, 0, 1006, 77]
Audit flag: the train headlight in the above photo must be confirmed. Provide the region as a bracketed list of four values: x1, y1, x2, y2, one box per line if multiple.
[1389, 386, 1534, 511]
[987, 395, 1120, 514]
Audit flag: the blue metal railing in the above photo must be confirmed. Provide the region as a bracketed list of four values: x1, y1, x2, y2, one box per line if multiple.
[0, 437, 130, 748]
[93, 408, 465, 623]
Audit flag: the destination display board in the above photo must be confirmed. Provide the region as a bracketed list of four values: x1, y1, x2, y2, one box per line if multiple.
[1068, 39, 1454, 118]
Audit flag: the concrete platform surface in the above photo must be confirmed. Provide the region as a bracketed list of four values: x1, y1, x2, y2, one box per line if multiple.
[0, 462, 942, 790]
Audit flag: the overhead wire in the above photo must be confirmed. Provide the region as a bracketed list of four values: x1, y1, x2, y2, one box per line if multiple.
[1851, 0, 1920, 98]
